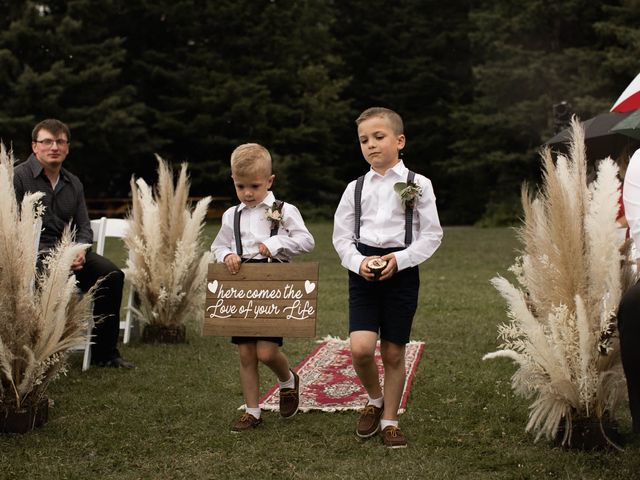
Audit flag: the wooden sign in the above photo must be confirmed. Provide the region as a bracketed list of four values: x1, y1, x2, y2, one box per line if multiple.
[203, 262, 319, 337]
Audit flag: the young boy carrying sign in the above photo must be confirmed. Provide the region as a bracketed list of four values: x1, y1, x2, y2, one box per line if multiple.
[211, 143, 314, 432]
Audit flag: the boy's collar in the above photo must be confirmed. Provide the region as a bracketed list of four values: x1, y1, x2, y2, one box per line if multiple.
[237, 191, 275, 211]
[368, 160, 407, 178]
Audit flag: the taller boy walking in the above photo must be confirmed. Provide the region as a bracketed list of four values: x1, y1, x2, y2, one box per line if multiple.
[333, 107, 443, 448]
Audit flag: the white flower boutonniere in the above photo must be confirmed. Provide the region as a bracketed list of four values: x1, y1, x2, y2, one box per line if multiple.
[265, 201, 284, 230]
[394, 181, 422, 209]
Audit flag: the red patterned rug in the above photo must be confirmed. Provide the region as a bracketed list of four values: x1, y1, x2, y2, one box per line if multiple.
[257, 337, 425, 413]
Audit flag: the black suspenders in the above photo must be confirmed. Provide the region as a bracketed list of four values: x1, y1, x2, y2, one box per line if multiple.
[404, 171, 416, 246]
[354, 176, 365, 245]
[233, 201, 283, 257]
[233, 205, 243, 256]
[354, 170, 416, 247]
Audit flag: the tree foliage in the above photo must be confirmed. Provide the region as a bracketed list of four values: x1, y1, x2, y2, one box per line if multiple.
[449, 0, 636, 224]
[1, 0, 639, 223]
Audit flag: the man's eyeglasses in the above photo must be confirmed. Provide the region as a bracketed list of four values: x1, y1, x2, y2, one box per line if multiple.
[34, 139, 70, 147]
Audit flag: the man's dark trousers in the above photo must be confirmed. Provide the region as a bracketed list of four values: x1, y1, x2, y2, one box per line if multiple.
[74, 250, 124, 363]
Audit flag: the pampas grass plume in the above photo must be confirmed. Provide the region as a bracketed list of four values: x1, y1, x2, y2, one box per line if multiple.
[485, 120, 634, 444]
[0, 143, 92, 408]
[124, 155, 213, 329]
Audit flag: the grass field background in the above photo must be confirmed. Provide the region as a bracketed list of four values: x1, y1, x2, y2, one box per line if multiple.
[1, 224, 639, 479]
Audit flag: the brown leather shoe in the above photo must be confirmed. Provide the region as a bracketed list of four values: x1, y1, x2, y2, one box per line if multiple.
[356, 404, 384, 438]
[230, 413, 263, 433]
[381, 425, 407, 448]
[279, 370, 300, 418]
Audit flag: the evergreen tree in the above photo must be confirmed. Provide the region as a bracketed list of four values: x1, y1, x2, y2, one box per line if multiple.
[449, 0, 623, 224]
[595, 0, 640, 85]
[116, 1, 351, 216]
[3, 0, 637, 224]
[0, 0, 151, 196]
[332, 0, 474, 222]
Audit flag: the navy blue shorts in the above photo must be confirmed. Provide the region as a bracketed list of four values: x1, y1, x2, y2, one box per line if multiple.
[231, 258, 284, 346]
[348, 244, 419, 345]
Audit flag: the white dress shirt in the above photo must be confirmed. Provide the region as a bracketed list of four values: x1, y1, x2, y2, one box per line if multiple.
[211, 191, 314, 263]
[624, 149, 640, 259]
[332, 161, 443, 273]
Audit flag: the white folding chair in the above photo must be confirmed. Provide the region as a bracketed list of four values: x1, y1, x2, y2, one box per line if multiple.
[95, 218, 136, 345]
[74, 217, 137, 371]
[33, 217, 43, 262]
[31, 218, 43, 295]
[77, 217, 108, 371]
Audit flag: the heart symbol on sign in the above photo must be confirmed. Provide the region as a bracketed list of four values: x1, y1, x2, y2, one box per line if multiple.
[208, 280, 219, 294]
[304, 280, 316, 294]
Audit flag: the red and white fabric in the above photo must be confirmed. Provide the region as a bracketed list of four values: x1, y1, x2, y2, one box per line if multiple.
[611, 73, 640, 113]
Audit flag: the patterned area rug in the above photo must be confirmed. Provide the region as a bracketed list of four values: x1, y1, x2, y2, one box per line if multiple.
[258, 337, 425, 413]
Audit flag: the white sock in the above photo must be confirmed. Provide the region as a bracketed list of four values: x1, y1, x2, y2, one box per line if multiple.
[380, 419, 398, 430]
[279, 371, 295, 390]
[367, 395, 384, 408]
[246, 407, 261, 419]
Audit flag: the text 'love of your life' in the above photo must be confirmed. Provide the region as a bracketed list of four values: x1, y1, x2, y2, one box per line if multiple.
[203, 262, 319, 337]
[207, 280, 316, 320]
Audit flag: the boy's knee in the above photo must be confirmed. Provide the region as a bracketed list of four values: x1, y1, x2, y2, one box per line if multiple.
[238, 350, 257, 368]
[382, 352, 404, 369]
[381, 343, 405, 367]
[256, 345, 278, 364]
[351, 345, 375, 365]
[256, 351, 274, 364]
[239, 357, 256, 369]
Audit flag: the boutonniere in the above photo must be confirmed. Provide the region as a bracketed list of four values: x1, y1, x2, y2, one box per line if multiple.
[394, 181, 422, 209]
[265, 201, 284, 230]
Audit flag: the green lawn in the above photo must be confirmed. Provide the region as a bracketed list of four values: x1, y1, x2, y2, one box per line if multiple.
[2, 224, 639, 479]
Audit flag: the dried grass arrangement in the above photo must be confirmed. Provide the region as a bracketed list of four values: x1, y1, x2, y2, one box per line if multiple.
[484, 118, 636, 448]
[124, 156, 212, 341]
[0, 143, 92, 431]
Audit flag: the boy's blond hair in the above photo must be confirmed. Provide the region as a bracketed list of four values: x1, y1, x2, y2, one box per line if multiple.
[355, 107, 404, 135]
[230, 143, 272, 177]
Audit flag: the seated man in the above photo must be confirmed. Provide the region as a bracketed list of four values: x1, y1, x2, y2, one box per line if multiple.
[13, 118, 134, 368]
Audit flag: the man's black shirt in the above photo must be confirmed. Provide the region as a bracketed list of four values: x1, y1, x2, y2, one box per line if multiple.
[13, 154, 93, 251]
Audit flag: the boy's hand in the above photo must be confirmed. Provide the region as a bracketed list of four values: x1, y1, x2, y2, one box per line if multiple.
[378, 253, 398, 281]
[258, 243, 272, 257]
[358, 256, 378, 281]
[224, 253, 242, 274]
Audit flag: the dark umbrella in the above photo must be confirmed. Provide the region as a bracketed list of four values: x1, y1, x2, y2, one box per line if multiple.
[544, 111, 640, 162]
[611, 109, 640, 140]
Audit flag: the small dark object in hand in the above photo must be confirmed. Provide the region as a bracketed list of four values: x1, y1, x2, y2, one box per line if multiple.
[367, 258, 387, 280]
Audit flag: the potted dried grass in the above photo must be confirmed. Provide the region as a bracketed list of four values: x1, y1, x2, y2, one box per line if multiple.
[124, 156, 212, 344]
[0, 144, 92, 434]
[484, 119, 635, 450]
